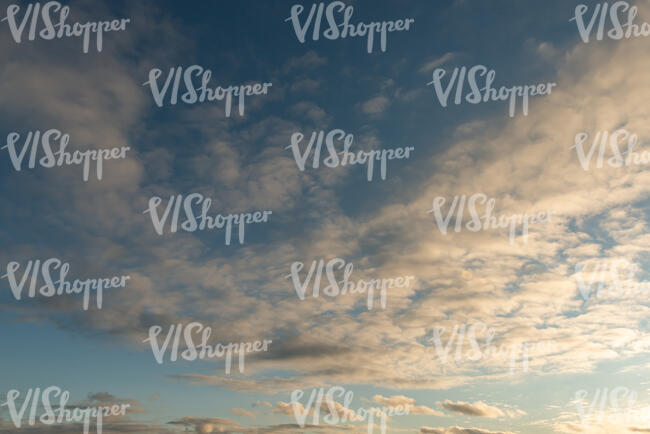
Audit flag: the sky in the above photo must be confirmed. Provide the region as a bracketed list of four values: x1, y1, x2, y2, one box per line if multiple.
[0, 0, 650, 433]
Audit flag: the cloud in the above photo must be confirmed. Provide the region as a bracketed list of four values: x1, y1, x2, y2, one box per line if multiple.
[420, 427, 516, 434]
[276, 401, 302, 417]
[411, 405, 448, 417]
[169, 415, 358, 434]
[0, 420, 177, 433]
[5, 3, 650, 434]
[438, 401, 505, 418]
[283, 51, 328, 72]
[170, 374, 325, 394]
[290, 101, 330, 125]
[418, 52, 456, 73]
[290, 78, 322, 93]
[252, 423, 356, 433]
[168, 416, 243, 433]
[232, 408, 256, 418]
[373, 395, 415, 407]
[360, 96, 390, 115]
[372, 395, 446, 416]
[318, 400, 364, 423]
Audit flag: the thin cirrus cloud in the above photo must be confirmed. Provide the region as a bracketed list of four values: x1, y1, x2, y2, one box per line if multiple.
[417, 52, 457, 74]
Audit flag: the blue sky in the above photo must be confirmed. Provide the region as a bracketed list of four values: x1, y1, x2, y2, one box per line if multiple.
[1, 0, 650, 433]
